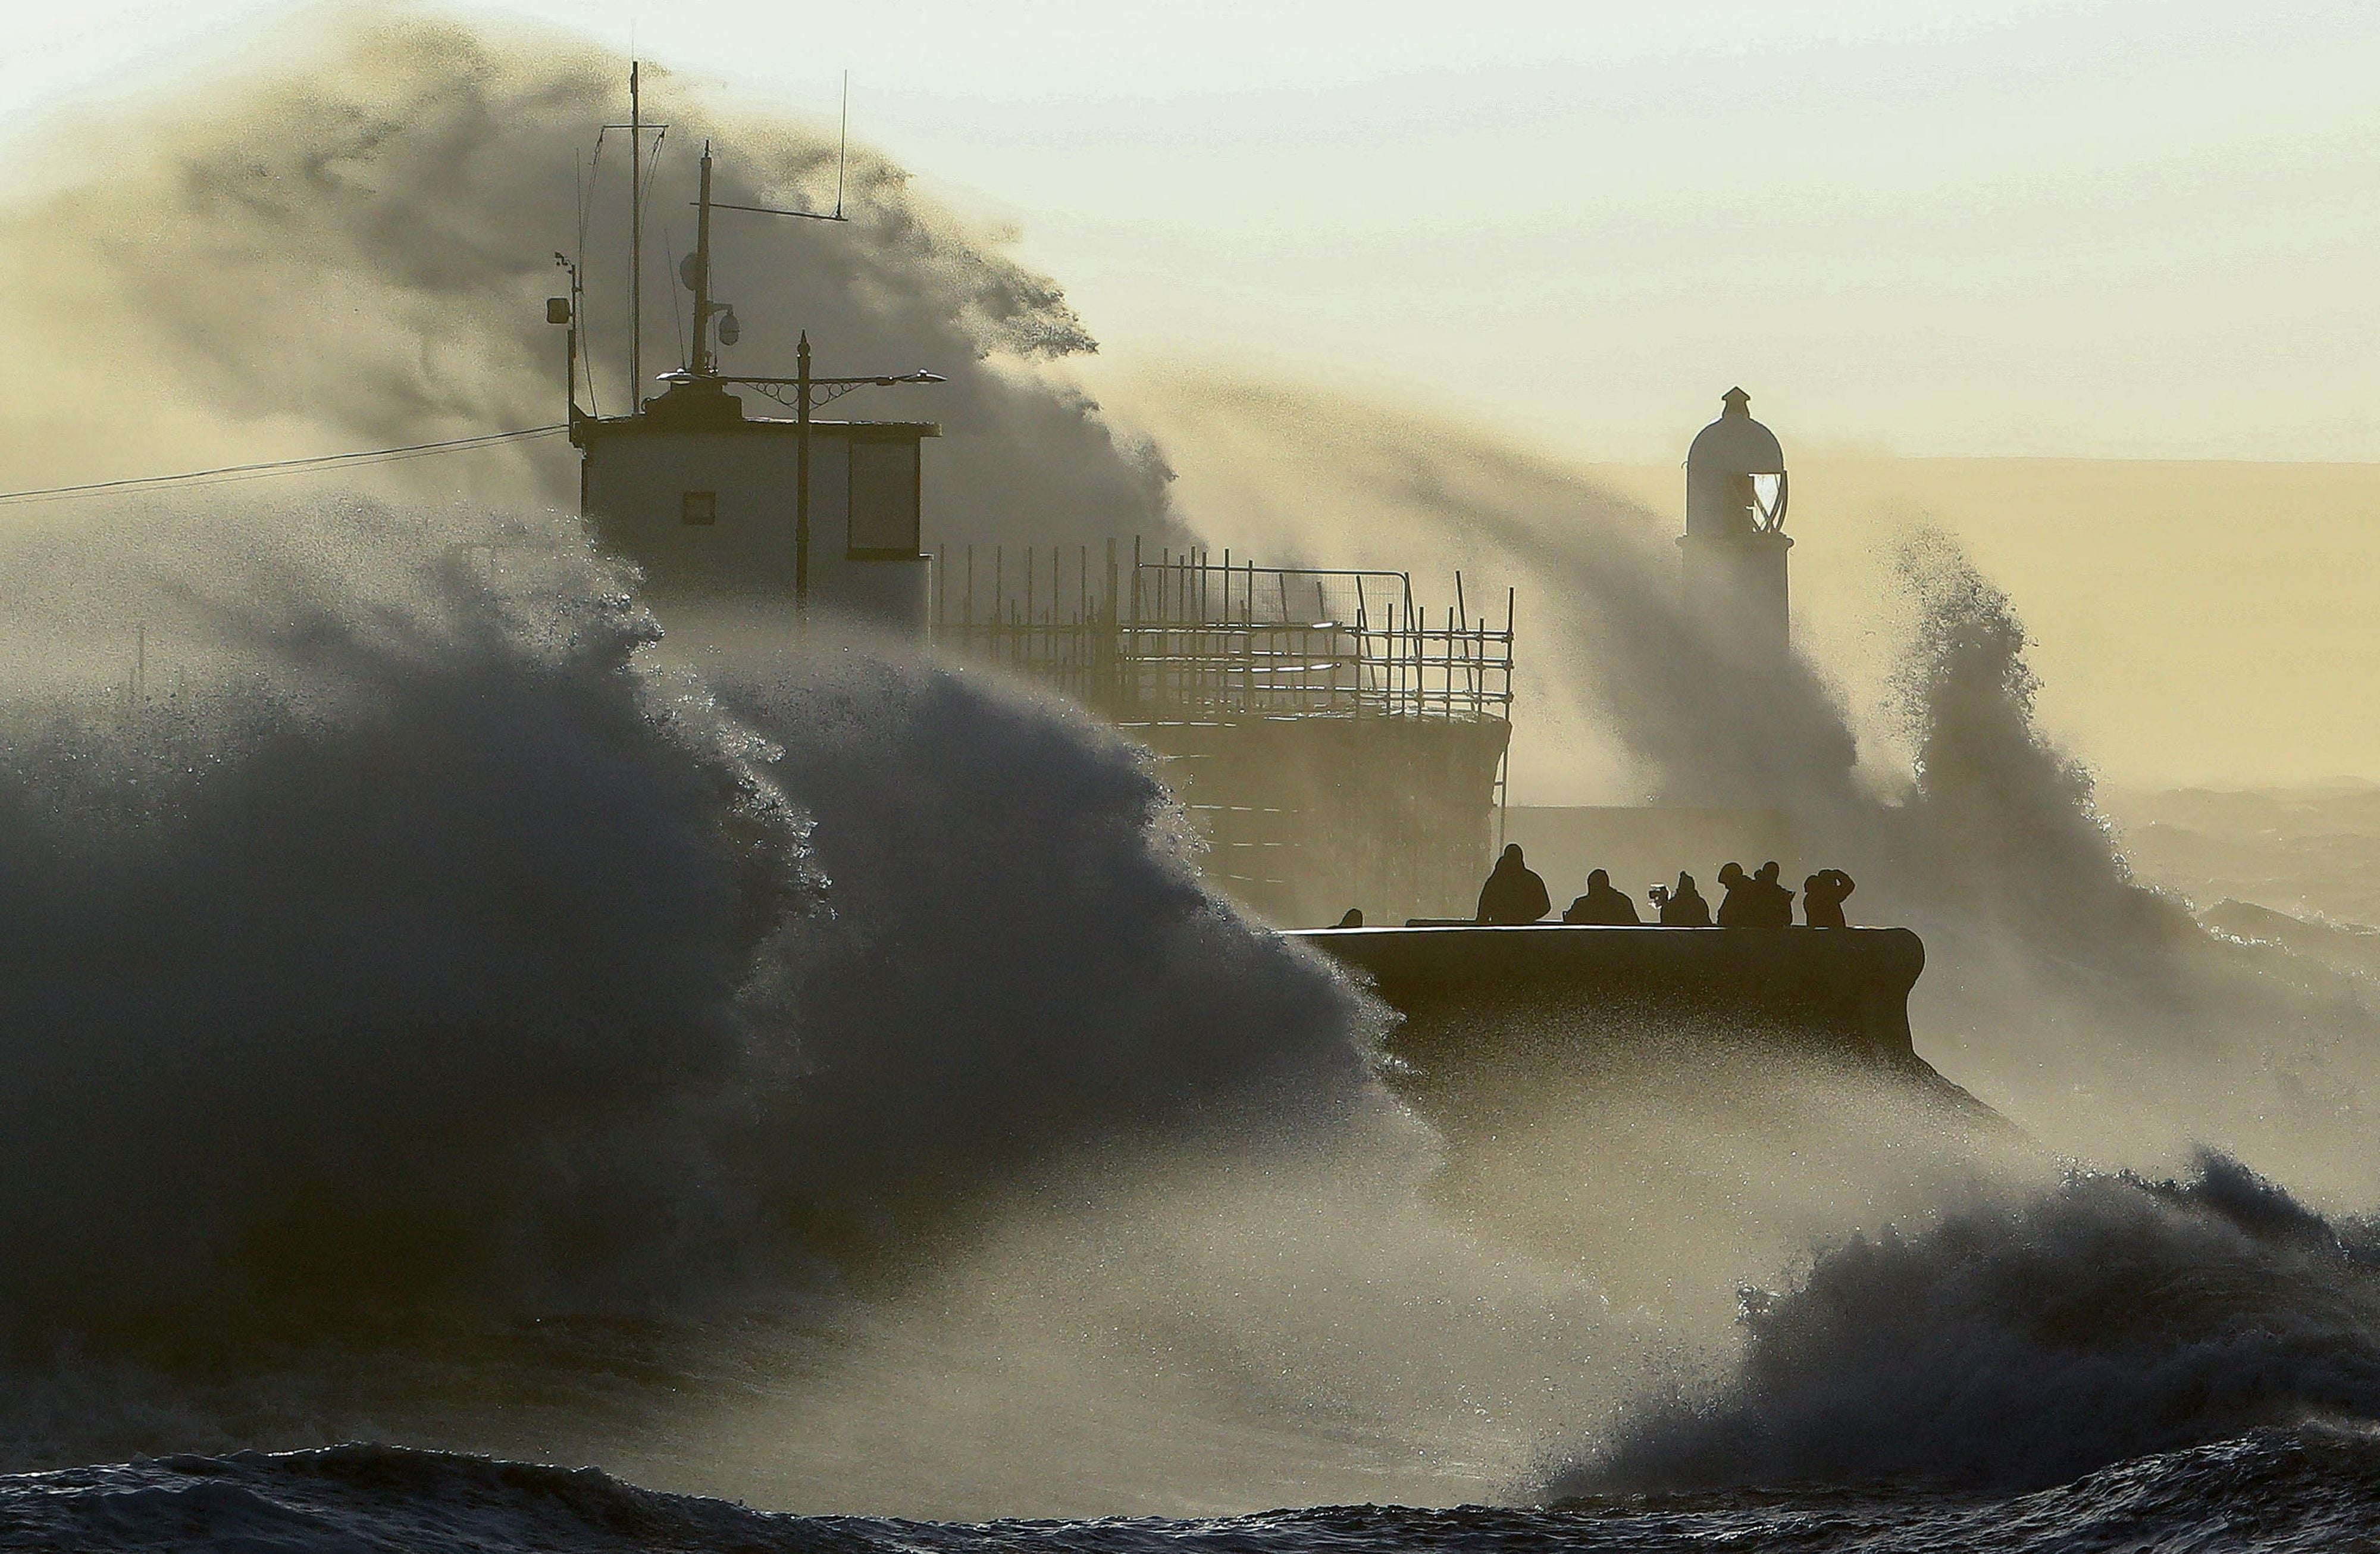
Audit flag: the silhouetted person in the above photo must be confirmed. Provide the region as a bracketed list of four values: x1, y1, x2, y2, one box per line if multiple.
[1563, 868, 1641, 925]
[1802, 869, 1855, 928]
[1476, 843, 1551, 924]
[1335, 907, 1364, 928]
[1658, 871, 1711, 926]
[1715, 861, 1752, 926]
[1750, 861, 1796, 928]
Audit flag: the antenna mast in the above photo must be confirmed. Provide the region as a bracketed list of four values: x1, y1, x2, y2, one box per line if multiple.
[629, 62, 643, 412]
[836, 71, 849, 219]
[691, 144, 716, 377]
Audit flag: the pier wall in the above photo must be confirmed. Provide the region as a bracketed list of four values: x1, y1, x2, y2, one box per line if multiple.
[1291, 924, 1927, 1076]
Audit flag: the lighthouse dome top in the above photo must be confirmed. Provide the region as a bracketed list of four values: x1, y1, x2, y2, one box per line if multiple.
[1687, 387, 1785, 478]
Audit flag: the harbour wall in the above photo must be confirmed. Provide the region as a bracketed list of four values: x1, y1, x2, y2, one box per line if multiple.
[1291, 924, 1930, 1081]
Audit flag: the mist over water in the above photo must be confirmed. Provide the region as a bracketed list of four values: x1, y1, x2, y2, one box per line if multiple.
[0, 10, 2373, 1542]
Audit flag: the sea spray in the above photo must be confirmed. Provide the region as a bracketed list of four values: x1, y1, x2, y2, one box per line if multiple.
[0, 484, 2340, 1524]
[0, 496, 799, 1332]
[0, 489, 1386, 1352]
[0, 12, 2370, 1533]
[715, 641, 1390, 1196]
[0, 15, 1178, 551]
[1114, 373, 2380, 1189]
[1110, 373, 2159, 932]
[1886, 526, 2179, 948]
[1551, 1152, 2380, 1496]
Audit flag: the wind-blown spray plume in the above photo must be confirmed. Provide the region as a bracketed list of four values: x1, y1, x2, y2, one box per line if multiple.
[1886, 527, 2178, 945]
[1114, 373, 2140, 902]
[1116, 373, 2380, 1186]
[0, 15, 1179, 547]
[5, 13, 2378, 1530]
[1107, 373, 1862, 811]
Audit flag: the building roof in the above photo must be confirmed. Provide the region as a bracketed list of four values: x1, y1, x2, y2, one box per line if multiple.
[572, 376, 941, 445]
[1686, 387, 1784, 477]
[575, 410, 941, 446]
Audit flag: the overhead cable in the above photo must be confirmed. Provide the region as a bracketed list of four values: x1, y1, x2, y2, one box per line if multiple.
[0, 425, 569, 507]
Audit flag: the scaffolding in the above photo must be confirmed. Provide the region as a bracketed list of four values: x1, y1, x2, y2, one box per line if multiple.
[934, 538, 1515, 924]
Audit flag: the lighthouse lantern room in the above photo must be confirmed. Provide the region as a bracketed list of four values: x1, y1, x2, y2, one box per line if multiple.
[1678, 387, 1792, 664]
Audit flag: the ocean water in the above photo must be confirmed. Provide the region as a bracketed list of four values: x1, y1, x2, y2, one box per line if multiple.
[1, 495, 2376, 1551]
[6, 1426, 2378, 1553]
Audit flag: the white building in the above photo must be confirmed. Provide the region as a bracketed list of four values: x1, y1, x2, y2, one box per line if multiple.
[574, 376, 937, 632]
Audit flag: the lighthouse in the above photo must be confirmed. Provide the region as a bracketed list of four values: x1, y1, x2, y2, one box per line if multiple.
[1679, 387, 1791, 662]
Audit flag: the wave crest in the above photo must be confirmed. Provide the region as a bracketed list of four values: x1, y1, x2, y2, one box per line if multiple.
[1554, 1152, 2380, 1495]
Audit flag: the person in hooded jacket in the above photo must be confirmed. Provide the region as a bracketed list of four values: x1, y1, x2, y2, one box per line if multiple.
[1658, 871, 1712, 926]
[1476, 843, 1552, 924]
[1562, 868, 1642, 925]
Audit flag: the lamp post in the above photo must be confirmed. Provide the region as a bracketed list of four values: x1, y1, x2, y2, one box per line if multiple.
[797, 333, 810, 604]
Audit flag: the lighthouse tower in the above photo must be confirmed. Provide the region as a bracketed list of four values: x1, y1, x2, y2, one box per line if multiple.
[1679, 387, 1791, 662]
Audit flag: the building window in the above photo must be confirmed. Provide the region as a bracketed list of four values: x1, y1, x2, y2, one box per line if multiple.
[847, 441, 920, 556]
[681, 490, 718, 526]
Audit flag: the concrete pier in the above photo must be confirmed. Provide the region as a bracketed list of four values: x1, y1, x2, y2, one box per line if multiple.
[1291, 924, 1927, 1071]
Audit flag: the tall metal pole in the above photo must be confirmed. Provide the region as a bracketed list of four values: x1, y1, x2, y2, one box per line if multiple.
[691, 145, 716, 377]
[571, 261, 584, 412]
[556, 254, 581, 420]
[564, 272, 577, 414]
[796, 330, 812, 609]
[629, 62, 642, 412]
[836, 71, 850, 219]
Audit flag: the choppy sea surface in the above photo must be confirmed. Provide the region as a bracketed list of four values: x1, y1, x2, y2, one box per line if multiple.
[5, 1427, 2375, 1554]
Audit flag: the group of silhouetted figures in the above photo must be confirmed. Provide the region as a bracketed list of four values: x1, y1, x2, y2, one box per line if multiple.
[1472, 845, 1856, 928]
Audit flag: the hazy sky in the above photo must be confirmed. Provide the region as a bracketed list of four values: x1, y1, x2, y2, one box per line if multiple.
[8, 0, 2378, 787]
[11, 0, 2380, 461]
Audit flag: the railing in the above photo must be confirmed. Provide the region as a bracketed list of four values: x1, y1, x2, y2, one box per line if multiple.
[932, 539, 1514, 724]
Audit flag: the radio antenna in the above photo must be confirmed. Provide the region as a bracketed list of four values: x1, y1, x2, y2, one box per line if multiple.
[629, 61, 641, 411]
[596, 68, 670, 412]
[835, 70, 849, 220]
